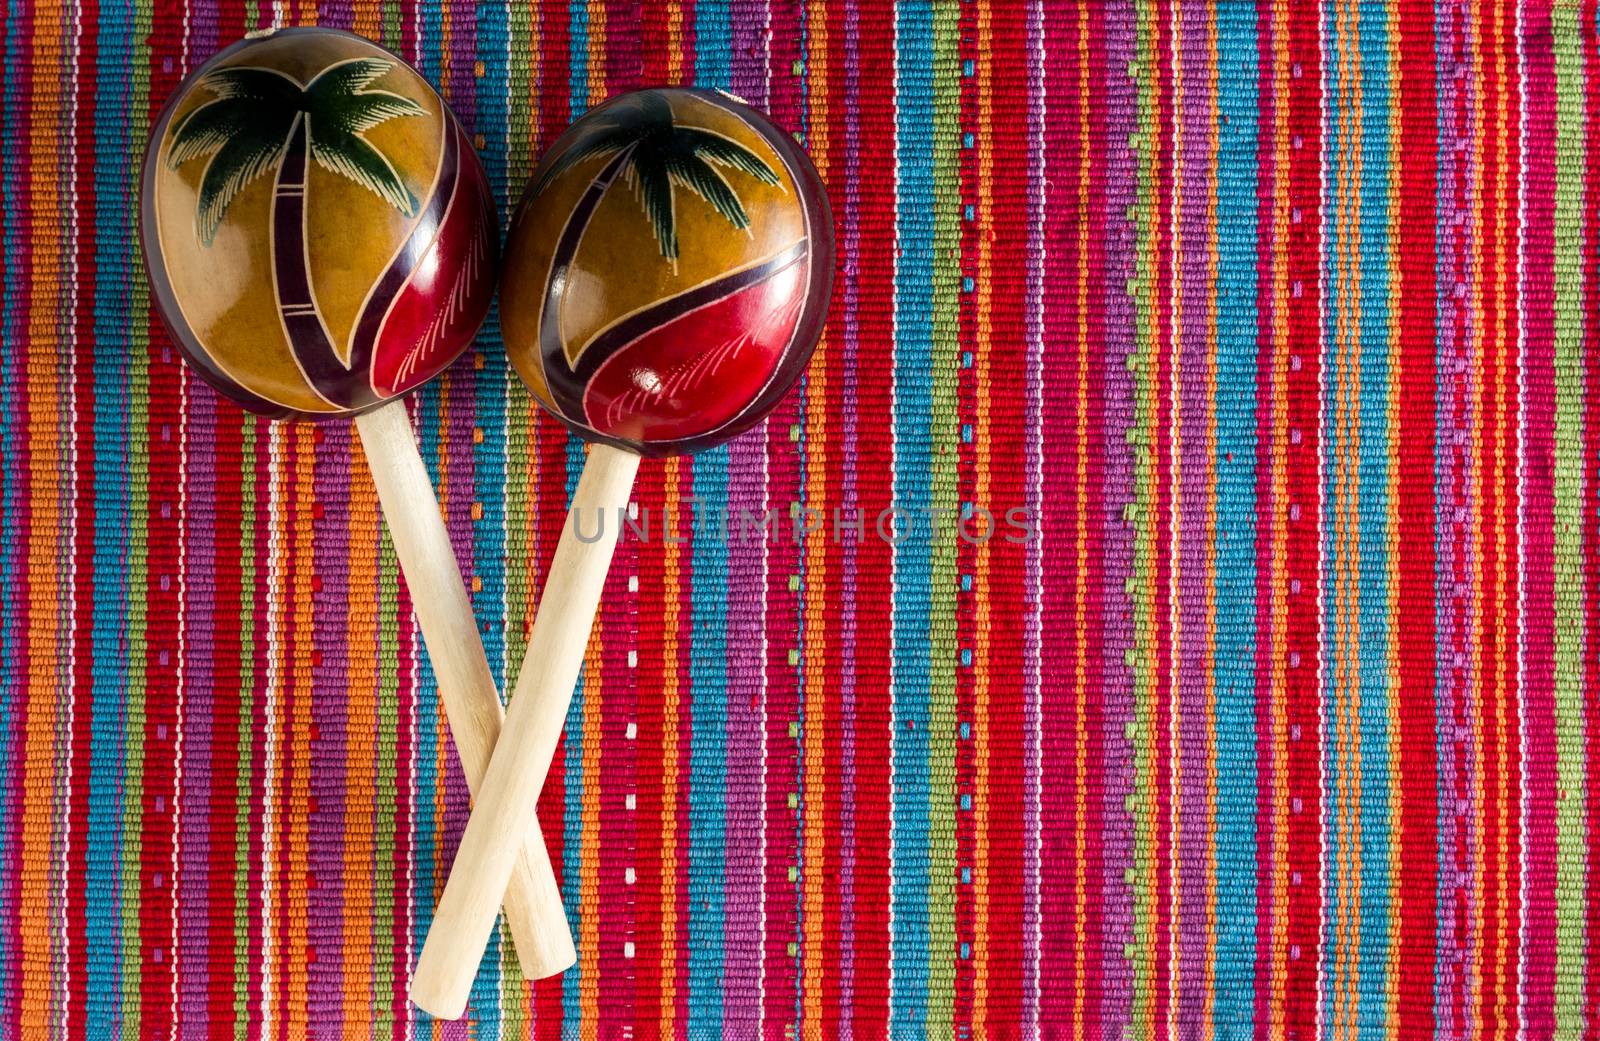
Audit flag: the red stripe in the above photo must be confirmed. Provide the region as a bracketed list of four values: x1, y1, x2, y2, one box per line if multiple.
[847, 0, 897, 1028]
[977, 0, 1033, 1029]
[1582, 0, 1600, 1033]
[1149, 0, 1177, 1026]
[596, 11, 644, 1035]
[1392, 2, 1441, 1037]
[628, 9, 677, 1030]
[1037, 0, 1077, 1021]
[140, 4, 187, 1032]
[1282, 0, 1323, 1030]
[762, 6, 806, 1031]
[206, 406, 246, 1041]
[1081, 4, 1111, 1024]
[1252, 4, 1284, 1035]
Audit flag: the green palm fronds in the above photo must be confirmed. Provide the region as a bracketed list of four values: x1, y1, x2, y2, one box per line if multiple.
[535, 91, 781, 261]
[166, 57, 424, 245]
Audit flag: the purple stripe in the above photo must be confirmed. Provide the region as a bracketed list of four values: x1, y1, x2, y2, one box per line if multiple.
[1433, 2, 1477, 1025]
[177, 379, 217, 1033]
[176, 8, 221, 1031]
[1098, 2, 1139, 1030]
[722, 5, 772, 1030]
[1173, 0, 1214, 1023]
[308, 424, 352, 1031]
[437, 355, 478, 914]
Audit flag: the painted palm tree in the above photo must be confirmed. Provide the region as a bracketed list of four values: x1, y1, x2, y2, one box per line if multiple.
[165, 58, 424, 405]
[534, 90, 780, 261]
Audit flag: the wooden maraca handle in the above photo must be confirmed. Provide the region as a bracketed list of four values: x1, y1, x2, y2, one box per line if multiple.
[354, 402, 577, 982]
[409, 441, 641, 1019]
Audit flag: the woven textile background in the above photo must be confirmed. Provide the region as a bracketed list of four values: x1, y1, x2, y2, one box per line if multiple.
[3, 0, 1595, 1037]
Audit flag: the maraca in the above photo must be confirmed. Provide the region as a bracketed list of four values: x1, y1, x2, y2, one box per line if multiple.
[410, 87, 832, 1017]
[141, 27, 575, 979]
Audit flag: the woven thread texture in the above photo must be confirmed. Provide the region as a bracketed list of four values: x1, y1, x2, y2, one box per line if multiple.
[0, 0, 1589, 1037]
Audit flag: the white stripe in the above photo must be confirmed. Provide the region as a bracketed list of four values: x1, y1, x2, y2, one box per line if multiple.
[1022, 0, 1045, 1033]
[1314, 1, 1330, 1036]
[259, 424, 281, 1039]
[56, 1, 83, 1027]
[1515, 3, 1529, 1035]
[886, 1, 902, 1025]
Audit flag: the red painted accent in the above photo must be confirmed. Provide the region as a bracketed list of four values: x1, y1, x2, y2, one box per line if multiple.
[582, 257, 808, 443]
[369, 127, 497, 400]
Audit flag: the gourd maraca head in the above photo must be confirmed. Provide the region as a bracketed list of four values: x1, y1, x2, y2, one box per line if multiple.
[141, 27, 497, 419]
[500, 88, 833, 456]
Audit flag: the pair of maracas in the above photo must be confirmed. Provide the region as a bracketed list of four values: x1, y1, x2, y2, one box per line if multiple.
[141, 27, 830, 1019]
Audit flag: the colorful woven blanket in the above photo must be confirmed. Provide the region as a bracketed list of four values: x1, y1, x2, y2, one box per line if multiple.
[0, 0, 1591, 1037]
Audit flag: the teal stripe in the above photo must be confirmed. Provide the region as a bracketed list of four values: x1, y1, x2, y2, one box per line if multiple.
[890, 1, 934, 1030]
[409, 10, 448, 1012]
[1352, 6, 1394, 1035]
[86, 0, 143, 1031]
[561, 5, 592, 1030]
[686, 5, 732, 1032]
[1212, 1, 1260, 1032]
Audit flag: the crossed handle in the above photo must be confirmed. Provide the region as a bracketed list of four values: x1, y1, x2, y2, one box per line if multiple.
[410, 443, 641, 1020]
[353, 403, 578, 986]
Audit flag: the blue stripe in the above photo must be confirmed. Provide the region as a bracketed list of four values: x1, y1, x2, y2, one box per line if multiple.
[1352, 5, 1394, 1035]
[0, 0, 25, 1017]
[475, 0, 519, 1016]
[685, 9, 733, 1034]
[86, 0, 140, 1031]
[890, 1, 934, 1030]
[1212, 2, 1260, 1034]
[560, 7, 591, 1032]
[409, 11, 448, 1020]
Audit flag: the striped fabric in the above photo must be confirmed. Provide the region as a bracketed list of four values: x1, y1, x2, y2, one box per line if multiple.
[0, 0, 1595, 1036]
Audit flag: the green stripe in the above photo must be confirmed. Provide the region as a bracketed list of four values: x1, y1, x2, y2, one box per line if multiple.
[1552, 3, 1588, 1030]
[924, 0, 964, 1033]
[121, 11, 154, 1032]
[500, 15, 537, 1020]
[370, 510, 402, 1035]
[1126, 0, 1161, 1032]
[499, 14, 537, 1028]
[233, 416, 260, 1041]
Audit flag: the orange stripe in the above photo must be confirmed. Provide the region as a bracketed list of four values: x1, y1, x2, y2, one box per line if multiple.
[21, 1, 67, 1031]
[656, 457, 684, 1035]
[799, 0, 833, 1025]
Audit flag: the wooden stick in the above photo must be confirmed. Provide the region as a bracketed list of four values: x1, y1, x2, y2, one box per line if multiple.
[409, 441, 641, 1019]
[354, 402, 577, 982]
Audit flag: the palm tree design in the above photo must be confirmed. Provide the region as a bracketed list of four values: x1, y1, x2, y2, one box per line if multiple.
[164, 57, 427, 406]
[168, 58, 424, 244]
[535, 90, 780, 261]
[535, 91, 797, 424]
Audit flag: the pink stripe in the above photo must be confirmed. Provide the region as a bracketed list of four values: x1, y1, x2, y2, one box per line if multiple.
[1518, 0, 1558, 1028]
